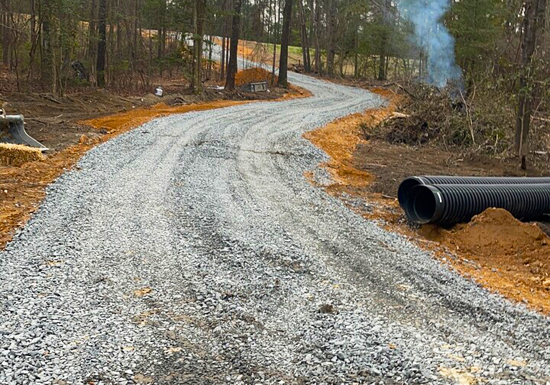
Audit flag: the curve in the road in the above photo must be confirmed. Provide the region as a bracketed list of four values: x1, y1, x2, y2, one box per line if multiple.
[0, 72, 549, 385]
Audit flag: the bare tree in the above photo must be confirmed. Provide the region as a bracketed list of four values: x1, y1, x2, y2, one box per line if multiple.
[226, 0, 242, 90]
[313, 0, 321, 74]
[220, 0, 228, 82]
[1, 0, 11, 67]
[378, 0, 392, 80]
[88, 0, 98, 83]
[96, 0, 107, 87]
[325, 0, 336, 76]
[278, 0, 292, 86]
[298, 0, 311, 72]
[28, 0, 39, 81]
[192, 0, 207, 94]
[271, 0, 280, 81]
[41, 0, 56, 93]
[515, 0, 547, 169]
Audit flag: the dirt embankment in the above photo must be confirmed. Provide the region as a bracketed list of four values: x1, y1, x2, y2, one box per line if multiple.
[235, 67, 277, 86]
[305, 88, 550, 314]
[422, 209, 550, 312]
[0, 71, 310, 249]
[305, 93, 395, 181]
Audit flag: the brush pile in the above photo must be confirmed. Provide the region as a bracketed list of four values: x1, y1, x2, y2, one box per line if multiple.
[366, 82, 519, 155]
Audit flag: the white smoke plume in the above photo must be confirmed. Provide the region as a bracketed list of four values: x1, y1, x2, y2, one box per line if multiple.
[397, 0, 463, 89]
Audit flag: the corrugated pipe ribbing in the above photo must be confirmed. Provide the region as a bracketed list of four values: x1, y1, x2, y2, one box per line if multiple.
[397, 176, 550, 208]
[405, 183, 550, 225]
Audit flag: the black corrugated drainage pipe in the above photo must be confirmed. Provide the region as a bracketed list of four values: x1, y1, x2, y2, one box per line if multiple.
[398, 176, 550, 208]
[405, 183, 550, 225]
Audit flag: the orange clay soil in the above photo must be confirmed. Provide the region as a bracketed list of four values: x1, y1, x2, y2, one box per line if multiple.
[212, 37, 256, 59]
[303, 88, 398, 188]
[0, 87, 311, 249]
[304, 88, 550, 314]
[420, 208, 550, 312]
[235, 67, 278, 87]
[82, 100, 249, 132]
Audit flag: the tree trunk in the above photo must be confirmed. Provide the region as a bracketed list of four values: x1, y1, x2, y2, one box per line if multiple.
[157, 0, 166, 76]
[225, 2, 230, 76]
[267, 0, 273, 77]
[298, 0, 310, 72]
[41, 0, 55, 92]
[278, 0, 292, 86]
[157, 27, 162, 59]
[225, 34, 230, 71]
[515, 0, 547, 169]
[1, 0, 10, 67]
[208, 35, 213, 79]
[192, 0, 206, 94]
[191, 0, 197, 89]
[378, 49, 386, 80]
[354, 31, 359, 78]
[378, 0, 391, 81]
[107, 4, 114, 85]
[313, 0, 320, 74]
[326, 0, 337, 75]
[272, 0, 280, 81]
[96, 0, 107, 87]
[89, 0, 98, 83]
[162, 26, 166, 55]
[218, 0, 228, 81]
[221, 35, 226, 80]
[225, 0, 241, 90]
[133, 0, 138, 70]
[28, 0, 39, 81]
[340, 48, 345, 76]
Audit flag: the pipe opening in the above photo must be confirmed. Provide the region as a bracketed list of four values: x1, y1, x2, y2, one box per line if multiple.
[397, 177, 423, 208]
[408, 185, 437, 224]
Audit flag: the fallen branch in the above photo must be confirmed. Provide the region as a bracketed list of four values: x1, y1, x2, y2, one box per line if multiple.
[27, 114, 65, 125]
[532, 115, 550, 123]
[381, 82, 417, 99]
[41, 95, 62, 105]
[388, 112, 410, 120]
[459, 89, 475, 145]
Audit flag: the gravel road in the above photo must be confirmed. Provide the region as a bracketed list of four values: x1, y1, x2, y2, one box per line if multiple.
[1, 72, 549, 385]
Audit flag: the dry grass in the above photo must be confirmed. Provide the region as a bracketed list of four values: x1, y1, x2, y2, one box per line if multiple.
[0, 143, 45, 167]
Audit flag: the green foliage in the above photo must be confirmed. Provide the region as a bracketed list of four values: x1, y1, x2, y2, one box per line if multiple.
[448, 0, 506, 76]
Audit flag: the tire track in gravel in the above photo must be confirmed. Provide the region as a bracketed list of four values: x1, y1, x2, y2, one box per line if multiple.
[0, 72, 549, 385]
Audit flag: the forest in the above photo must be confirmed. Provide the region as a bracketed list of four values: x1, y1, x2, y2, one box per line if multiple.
[0, 0, 549, 167]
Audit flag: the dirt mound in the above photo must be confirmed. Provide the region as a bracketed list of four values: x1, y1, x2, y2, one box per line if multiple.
[235, 67, 276, 87]
[440, 208, 549, 257]
[419, 208, 550, 312]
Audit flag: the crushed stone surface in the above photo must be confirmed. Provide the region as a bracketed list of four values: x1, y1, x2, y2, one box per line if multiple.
[0, 72, 549, 385]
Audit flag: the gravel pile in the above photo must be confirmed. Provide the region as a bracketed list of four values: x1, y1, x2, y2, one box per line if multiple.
[1, 71, 549, 385]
